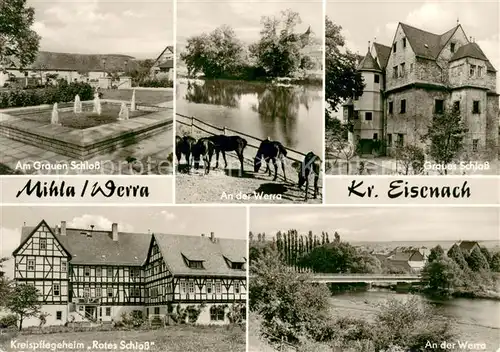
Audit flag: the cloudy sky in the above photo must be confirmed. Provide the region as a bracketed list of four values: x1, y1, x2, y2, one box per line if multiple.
[177, 0, 322, 49]
[327, 0, 499, 90]
[28, 0, 173, 59]
[250, 206, 499, 242]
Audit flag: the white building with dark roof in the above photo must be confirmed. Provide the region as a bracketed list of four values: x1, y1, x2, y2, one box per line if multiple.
[12, 220, 246, 327]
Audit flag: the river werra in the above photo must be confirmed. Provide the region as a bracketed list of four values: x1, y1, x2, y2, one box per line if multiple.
[330, 291, 500, 351]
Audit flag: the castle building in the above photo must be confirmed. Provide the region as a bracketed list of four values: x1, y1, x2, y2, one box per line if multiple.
[11, 220, 246, 327]
[343, 22, 499, 157]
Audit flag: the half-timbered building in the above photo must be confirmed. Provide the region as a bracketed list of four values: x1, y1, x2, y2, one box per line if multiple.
[12, 220, 246, 327]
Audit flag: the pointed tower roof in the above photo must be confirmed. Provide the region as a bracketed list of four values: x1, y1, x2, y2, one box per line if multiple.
[357, 50, 381, 72]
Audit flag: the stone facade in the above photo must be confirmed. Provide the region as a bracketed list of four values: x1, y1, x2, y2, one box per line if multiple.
[345, 22, 499, 158]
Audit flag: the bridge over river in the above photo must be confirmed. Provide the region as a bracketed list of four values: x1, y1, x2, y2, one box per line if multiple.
[310, 273, 422, 283]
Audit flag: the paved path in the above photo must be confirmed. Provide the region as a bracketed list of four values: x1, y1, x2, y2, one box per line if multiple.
[0, 127, 173, 175]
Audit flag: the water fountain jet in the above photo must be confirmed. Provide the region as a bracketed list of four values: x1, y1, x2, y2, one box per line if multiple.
[74, 95, 82, 113]
[130, 89, 136, 111]
[93, 92, 101, 115]
[118, 102, 129, 120]
[51, 103, 60, 125]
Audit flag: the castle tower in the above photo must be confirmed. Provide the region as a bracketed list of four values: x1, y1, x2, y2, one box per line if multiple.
[351, 44, 384, 154]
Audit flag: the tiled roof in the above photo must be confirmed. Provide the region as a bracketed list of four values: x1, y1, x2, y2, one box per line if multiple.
[158, 59, 173, 69]
[450, 43, 496, 71]
[11, 51, 138, 72]
[357, 51, 381, 71]
[20, 224, 149, 266]
[18, 222, 246, 279]
[153, 233, 246, 278]
[389, 250, 424, 262]
[400, 23, 445, 60]
[373, 42, 391, 69]
[458, 240, 479, 252]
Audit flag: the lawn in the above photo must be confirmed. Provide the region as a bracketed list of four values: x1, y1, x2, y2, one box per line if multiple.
[102, 89, 173, 105]
[0, 325, 245, 352]
[11, 104, 149, 129]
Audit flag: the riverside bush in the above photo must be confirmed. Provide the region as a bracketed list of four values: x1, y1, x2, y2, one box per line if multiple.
[0, 82, 93, 109]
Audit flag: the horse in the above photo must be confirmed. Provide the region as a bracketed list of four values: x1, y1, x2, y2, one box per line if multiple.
[254, 139, 287, 181]
[296, 152, 321, 201]
[192, 137, 215, 174]
[175, 135, 196, 171]
[207, 135, 247, 174]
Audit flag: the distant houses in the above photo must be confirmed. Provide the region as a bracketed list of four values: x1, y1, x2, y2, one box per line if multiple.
[150, 46, 174, 81]
[455, 240, 481, 255]
[374, 247, 427, 274]
[0, 51, 139, 88]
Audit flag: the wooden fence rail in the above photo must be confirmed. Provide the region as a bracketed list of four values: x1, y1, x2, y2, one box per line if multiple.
[176, 113, 309, 164]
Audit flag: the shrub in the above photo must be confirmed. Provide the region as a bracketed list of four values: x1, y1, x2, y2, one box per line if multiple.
[0, 82, 94, 109]
[0, 314, 18, 328]
[185, 304, 205, 324]
[137, 78, 173, 88]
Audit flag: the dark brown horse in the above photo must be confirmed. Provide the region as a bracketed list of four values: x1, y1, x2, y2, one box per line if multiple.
[297, 152, 321, 201]
[254, 139, 287, 181]
[192, 138, 215, 174]
[175, 135, 196, 171]
[207, 135, 247, 174]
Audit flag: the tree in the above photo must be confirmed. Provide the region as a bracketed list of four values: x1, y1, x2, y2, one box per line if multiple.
[324, 17, 364, 114]
[326, 126, 360, 174]
[427, 245, 444, 263]
[6, 283, 42, 330]
[299, 241, 359, 273]
[421, 257, 462, 292]
[466, 246, 490, 272]
[129, 59, 154, 85]
[0, 0, 41, 72]
[447, 244, 469, 270]
[490, 252, 500, 272]
[421, 108, 467, 174]
[0, 257, 12, 307]
[480, 246, 492, 266]
[249, 247, 331, 343]
[181, 25, 244, 78]
[334, 231, 340, 243]
[394, 144, 425, 175]
[372, 296, 455, 351]
[250, 9, 311, 78]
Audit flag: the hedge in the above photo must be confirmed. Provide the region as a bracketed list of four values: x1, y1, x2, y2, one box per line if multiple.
[136, 78, 173, 88]
[0, 81, 94, 109]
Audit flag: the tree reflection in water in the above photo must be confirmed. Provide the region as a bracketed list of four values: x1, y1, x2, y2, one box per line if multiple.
[182, 79, 316, 150]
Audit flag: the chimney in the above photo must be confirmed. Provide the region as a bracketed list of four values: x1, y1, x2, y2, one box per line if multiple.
[112, 223, 118, 241]
[61, 221, 66, 236]
[210, 232, 215, 242]
[55, 225, 60, 235]
[201, 233, 205, 237]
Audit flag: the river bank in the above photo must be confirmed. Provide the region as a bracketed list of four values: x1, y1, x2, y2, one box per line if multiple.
[329, 290, 500, 351]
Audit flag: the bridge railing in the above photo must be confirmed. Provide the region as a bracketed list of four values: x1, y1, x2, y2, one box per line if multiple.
[311, 273, 421, 278]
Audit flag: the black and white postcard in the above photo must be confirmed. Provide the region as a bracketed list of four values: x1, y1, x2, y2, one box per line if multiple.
[0, 0, 174, 175]
[0, 206, 247, 352]
[175, 0, 324, 204]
